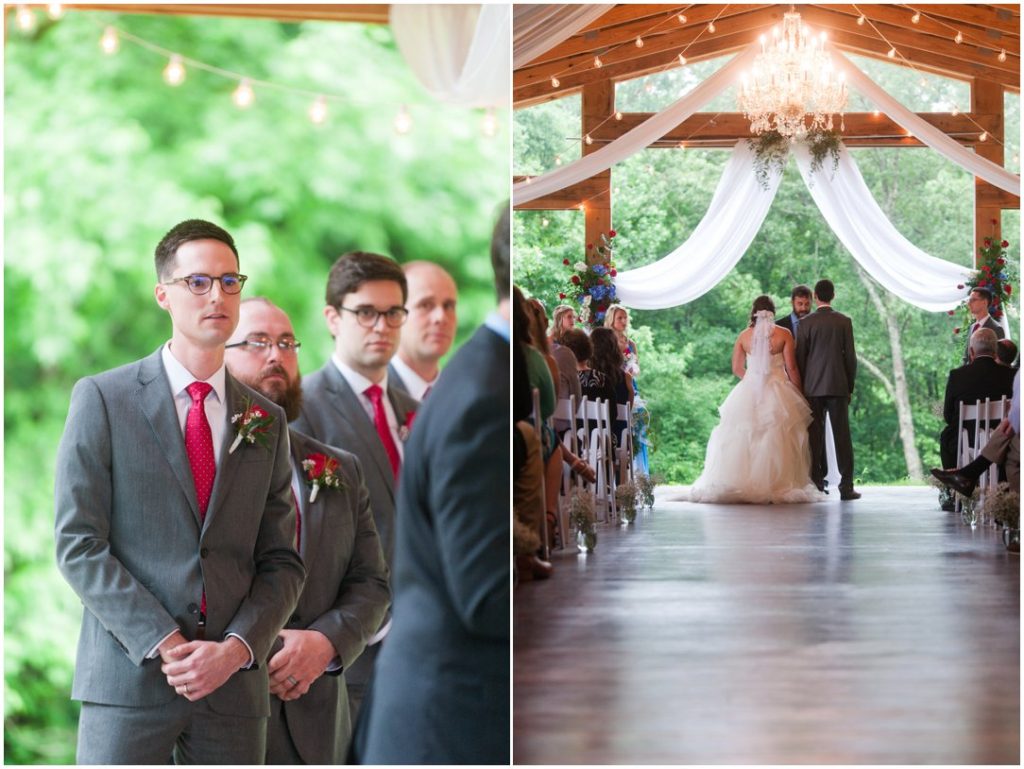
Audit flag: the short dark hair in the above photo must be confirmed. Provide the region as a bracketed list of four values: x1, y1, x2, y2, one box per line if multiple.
[814, 279, 835, 303]
[491, 204, 510, 299]
[325, 252, 407, 308]
[971, 286, 994, 304]
[997, 338, 1018, 366]
[791, 284, 812, 300]
[749, 294, 775, 327]
[560, 327, 592, 364]
[154, 219, 238, 280]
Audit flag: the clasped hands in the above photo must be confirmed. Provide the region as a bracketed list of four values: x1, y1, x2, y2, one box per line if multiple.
[159, 631, 249, 702]
[267, 629, 336, 702]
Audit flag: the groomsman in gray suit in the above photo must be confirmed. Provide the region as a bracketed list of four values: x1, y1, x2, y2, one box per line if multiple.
[292, 251, 417, 720]
[225, 297, 390, 763]
[796, 279, 860, 500]
[961, 287, 1005, 364]
[54, 219, 305, 764]
[388, 260, 458, 401]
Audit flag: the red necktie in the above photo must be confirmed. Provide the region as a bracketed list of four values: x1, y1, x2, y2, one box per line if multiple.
[185, 381, 215, 617]
[365, 384, 400, 479]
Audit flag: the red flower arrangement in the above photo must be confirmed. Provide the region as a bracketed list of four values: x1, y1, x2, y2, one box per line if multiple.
[951, 225, 1016, 336]
[561, 229, 621, 326]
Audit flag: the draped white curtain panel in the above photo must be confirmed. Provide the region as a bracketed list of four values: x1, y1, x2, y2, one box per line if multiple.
[390, 4, 510, 108]
[513, 4, 614, 69]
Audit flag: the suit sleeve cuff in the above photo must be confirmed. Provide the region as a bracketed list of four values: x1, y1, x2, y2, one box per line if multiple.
[225, 633, 255, 669]
[147, 629, 181, 659]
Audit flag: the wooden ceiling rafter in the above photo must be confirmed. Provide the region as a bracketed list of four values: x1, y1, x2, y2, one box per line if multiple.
[58, 4, 390, 24]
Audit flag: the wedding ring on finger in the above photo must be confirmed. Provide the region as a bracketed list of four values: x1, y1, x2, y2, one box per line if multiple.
[287, 675, 299, 686]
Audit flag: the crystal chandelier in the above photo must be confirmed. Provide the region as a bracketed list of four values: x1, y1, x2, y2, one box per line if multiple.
[737, 10, 847, 140]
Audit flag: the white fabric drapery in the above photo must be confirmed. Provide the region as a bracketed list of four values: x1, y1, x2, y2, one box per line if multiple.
[832, 50, 1020, 197]
[512, 46, 758, 205]
[615, 141, 784, 309]
[390, 4, 510, 108]
[513, 5, 614, 69]
[615, 141, 973, 312]
[794, 143, 973, 311]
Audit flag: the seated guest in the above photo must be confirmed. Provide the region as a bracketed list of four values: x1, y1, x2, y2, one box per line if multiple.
[225, 298, 390, 764]
[961, 287, 1004, 364]
[388, 261, 458, 401]
[528, 299, 581, 433]
[548, 303, 576, 347]
[997, 338, 1018, 368]
[938, 328, 1015, 509]
[581, 327, 634, 449]
[933, 369, 1020, 495]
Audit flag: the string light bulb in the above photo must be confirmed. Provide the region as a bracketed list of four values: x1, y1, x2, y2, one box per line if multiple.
[707, 21, 716, 33]
[678, 13, 687, 23]
[678, 53, 687, 66]
[644, 82, 654, 93]
[542, 218, 549, 227]
[393, 104, 412, 134]
[615, 111, 623, 120]
[555, 155, 563, 166]
[15, 5, 36, 31]
[887, 47, 897, 59]
[979, 131, 988, 142]
[309, 95, 328, 125]
[998, 49, 1007, 62]
[47, 3, 64, 20]
[481, 107, 497, 137]
[550, 76, 560, 88]
[100, 26, 119, 54]
[233, 78, 254, 108]
[954, 31, 963, 44]
[911, 11, 920, 24]
[857, 15, 865, 25]
[635, 37, 644, 48]
[594, 55, 603, 68]
[872, 109, 880, 117]
[585, 133, 593, 145]
[163, 54, 186, 86]
[577, 203, 585, 212]
[951, 105, 959, 116]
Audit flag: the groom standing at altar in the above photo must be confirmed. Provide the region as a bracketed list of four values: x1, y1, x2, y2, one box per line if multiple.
[796, 279, 860, 500]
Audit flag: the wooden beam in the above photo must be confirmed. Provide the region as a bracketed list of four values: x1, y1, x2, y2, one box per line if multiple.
[62, 4, 390, 24]
[909, 4, 1021, 37]
[972, 78, 1007, 250]
[581, 80, 613, 260]
[512, 177, 610, 211]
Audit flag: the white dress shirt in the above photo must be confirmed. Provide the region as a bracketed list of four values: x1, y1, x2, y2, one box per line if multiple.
[330, 354, 405, 462]
[389, 355, 436, 402]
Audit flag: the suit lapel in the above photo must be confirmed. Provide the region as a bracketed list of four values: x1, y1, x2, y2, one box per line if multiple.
[289, 431, 320, 573]
[203, 374, 248, 531]
[325, 366, 394, 492]
[137, 349, 202, 528]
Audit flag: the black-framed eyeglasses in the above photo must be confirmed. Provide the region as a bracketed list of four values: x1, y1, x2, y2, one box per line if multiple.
[337, 305, 409, 328]
[163, 273, 248, 295]
[225, 336, 301, 354]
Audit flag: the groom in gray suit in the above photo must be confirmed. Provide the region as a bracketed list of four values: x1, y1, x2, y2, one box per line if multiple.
[54, 219, 306, 763]
[796, 279, 860, 500]
[292, 251, 417, 720]
[225, 297, 391, 763]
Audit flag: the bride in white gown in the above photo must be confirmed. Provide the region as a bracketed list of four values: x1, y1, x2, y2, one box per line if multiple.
[689, 295, 826, 504]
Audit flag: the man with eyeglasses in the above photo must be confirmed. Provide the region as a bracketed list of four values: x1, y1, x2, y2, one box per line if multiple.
[962, 287, 1005, 365]
[224, 297, 390, 764]
[388, 261, 458, 401]
[54, 219, 305, 763]
[292, 250, 417, 721]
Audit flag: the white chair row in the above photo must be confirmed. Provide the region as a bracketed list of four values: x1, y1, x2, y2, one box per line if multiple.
[955, 395, 1011, 513]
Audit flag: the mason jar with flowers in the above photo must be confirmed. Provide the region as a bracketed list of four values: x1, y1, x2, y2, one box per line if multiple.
[948, 222, 1016, 342]
[558, 229, 620, 328]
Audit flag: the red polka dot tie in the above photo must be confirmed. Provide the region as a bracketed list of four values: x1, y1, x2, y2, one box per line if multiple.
[185, 382, 215, 619]
[365, 384, 400, 479]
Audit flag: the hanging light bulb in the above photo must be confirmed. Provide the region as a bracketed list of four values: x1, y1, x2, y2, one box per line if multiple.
[551, 76, 560, 88]
[887, 47, 897, 59]
[872, 109, 881, 117]
[644, 82, 653, 93]
[585, 133, 593, 145]
[951, 104, 959, 116]
[998, 49, 1007, 62]
[309, 95, 328, 125]
[635, 37, 644, 48]
[615, 111, 623, 121]
[393, 104, 412, 134]
[678, 13, 687, 23]
[1013, 153, 1019, 164]
[678, 53, 687, 66]
[677, 140, 686, 148]
[979, 131, 988, 142]
[47, 3, 64, 20]
[594, 55, 603, 68]
[554, 154, 563, 166]
[163, 54, 186, 86]
[481, 107, 497, 137]
[100, 26, 119, 54]
[15, 5, 36, 32]
[954, 31, 963, 44]
[911, 11, 920, 24]
[577, 203, 585, 212]
[541, 218, 549, 227]
[857, 15, 865, 25]
[707, 21, 716, 33]
[233, 78, 254, 108]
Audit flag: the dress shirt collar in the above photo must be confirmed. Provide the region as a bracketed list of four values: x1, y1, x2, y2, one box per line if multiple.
[331, 353, 390, 397]
[389, 355, 434, 402]
[161, 342, 227, 404]
[484, 312, 510, 342]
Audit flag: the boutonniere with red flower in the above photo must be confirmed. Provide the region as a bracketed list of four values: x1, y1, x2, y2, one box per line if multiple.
[229, 398, 275, 453]
[398, 411, 416, 442]
[301, 452, 344, 503]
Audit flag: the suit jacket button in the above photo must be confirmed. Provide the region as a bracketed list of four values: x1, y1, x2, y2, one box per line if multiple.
[187, 603, 199, 614]
[200, 548, 209, 558]
[290, 613, 301, 624]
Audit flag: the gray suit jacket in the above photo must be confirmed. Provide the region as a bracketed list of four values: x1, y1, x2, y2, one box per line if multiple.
[359, 325, 510, 764]
[291, 362, 418, 568]
[271, 430, 390, 764]
[386, 361, 411, 400]
[54, 347, 305, 716]
[795, 306, 857, 397]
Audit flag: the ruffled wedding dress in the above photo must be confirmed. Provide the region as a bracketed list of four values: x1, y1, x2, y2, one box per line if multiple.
[689, 313, 825, 505]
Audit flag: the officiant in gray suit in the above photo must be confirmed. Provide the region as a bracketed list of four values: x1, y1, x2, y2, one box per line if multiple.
[292, 251, 417, 721]
[796, 279, 860, 500]
[54, 219, 305, 764]
[225, 297, 390, 763]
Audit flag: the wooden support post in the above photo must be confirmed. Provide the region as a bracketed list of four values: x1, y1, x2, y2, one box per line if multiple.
[972, 79, 1004, 262]
[581, 80, 613, 264]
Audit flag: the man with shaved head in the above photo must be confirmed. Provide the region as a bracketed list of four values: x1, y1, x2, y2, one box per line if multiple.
[388, 261, 458, 401]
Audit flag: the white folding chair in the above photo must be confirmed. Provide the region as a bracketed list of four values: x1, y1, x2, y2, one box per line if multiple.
[956, 395, 1011, 513]
[579, 397, 617, 524]
[552, 396, 579, 551]
[616, 402, 635, 486]
[529, 387, 550, 558]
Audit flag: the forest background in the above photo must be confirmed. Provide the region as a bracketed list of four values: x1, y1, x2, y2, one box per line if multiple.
[4, 9, 508, 763]
[514, 54, 1020, 487]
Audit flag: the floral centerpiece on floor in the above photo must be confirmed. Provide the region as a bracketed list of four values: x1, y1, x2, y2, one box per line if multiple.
[635, 472, 661, 510]
[949, 224, 1015, 337]
[570, 488, 597, 551]
[559, 229, 619, 327]
[615, 482, 638, 524]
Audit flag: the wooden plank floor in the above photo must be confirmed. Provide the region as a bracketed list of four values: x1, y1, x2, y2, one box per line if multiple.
[513, 486, 1020, 765]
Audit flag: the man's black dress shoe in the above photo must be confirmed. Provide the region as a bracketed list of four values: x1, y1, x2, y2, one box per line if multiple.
[930, 468, 977, 497]
[839, 489, 861, 501]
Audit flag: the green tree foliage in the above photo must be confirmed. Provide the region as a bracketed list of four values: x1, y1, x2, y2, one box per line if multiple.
[514, 58, 1019, 487]
[5, 10, 507, 763]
